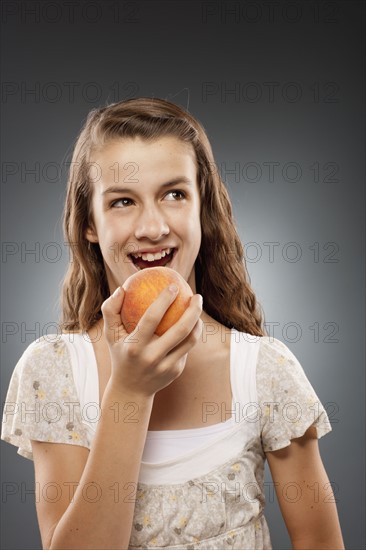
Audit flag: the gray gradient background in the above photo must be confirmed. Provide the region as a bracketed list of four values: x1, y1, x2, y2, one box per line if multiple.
[1, 1, 365, 548]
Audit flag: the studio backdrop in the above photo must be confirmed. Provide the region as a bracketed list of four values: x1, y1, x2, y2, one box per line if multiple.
[1, 1, 365, 549]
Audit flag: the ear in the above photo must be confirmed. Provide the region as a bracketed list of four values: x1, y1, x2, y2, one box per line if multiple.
[85, 225, 99, 243]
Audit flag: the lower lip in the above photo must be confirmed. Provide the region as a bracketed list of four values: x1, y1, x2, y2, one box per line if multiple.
[130, 249, 177, 272]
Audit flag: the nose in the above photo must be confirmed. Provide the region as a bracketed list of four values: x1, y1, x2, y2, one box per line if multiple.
[133, 204, 170, 241]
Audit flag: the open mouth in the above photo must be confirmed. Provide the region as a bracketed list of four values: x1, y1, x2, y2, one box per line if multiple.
[129, 248, 176, 270]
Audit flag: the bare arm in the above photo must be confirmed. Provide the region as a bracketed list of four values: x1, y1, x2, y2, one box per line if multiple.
[32, 285, 203, 549]
[266, 426, 344, 549]
[33, 386, 153, 550]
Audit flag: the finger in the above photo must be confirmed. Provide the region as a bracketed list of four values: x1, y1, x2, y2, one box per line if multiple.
[152, 294, 203, 356]
[136, 284, 181, 343]
[160, 317, 203, 369]
[101, 286, 126, 343]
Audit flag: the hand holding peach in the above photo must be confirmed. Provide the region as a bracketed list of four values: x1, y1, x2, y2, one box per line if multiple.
[121, 267, 193, 336]
[101, 268, 203, 397]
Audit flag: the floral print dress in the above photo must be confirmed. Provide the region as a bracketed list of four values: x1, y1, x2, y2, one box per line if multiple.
[1, 330, 332, 549]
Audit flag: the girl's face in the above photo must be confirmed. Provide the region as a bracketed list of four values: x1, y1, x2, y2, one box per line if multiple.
[85, 136, 202, 293]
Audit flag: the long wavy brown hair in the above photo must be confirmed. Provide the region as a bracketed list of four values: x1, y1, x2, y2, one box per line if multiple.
[60, 97, 267, 336]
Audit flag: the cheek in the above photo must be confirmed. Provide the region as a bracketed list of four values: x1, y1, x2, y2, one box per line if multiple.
[193, 208, 202, 238]
[181, 212, 200, 235]
[186, 215, 202, 251]
[99, 219, 126, 243]
[99, 223, 132, 263]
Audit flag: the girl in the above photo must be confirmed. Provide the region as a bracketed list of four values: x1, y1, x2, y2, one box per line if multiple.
[1, 98, 344, 549]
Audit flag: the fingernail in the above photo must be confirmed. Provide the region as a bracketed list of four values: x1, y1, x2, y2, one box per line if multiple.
[169, 284, 178, 294]
[199, 294, 203, 305]
[112, 286, 121, 297]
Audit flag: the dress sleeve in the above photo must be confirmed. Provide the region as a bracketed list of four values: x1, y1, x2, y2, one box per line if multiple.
[1, 335, 90, 460]
[256, 336, 332, 452]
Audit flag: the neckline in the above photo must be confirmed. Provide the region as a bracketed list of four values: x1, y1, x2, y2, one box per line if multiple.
[80, 327, 237, 433]
[145, 415, 235, 438]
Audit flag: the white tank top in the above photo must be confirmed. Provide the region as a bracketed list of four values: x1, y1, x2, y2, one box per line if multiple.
[60, 328, 261, 483]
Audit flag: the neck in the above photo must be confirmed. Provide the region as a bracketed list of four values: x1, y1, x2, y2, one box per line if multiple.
[183, 310, 229, 369]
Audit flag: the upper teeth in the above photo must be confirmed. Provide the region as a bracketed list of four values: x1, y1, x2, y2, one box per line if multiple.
[131, 247, 172, 262]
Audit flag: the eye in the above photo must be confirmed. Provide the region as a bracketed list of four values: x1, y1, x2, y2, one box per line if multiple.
[110, 190, 186, 209]
[110, 198, 134, 208]
[165, 190, 186, 201]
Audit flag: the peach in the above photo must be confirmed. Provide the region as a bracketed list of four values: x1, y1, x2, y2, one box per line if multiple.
[121, 267, 193, 336]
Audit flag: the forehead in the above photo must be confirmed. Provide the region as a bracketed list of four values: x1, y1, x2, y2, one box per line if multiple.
[91, 136, 197, 185]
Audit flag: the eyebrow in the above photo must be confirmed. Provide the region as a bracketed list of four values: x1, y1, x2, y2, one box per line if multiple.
[101, 177, 193, 196]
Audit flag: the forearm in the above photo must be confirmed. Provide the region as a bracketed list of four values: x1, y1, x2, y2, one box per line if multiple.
[292, 538, 344, 550]
[289, 502, 345, 549]
[50, 383, 154, 550]
[290, 504, 345, 550]
[285, 492, 345, 550]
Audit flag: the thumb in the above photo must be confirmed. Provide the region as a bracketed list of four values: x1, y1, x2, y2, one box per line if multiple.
[101, 286, 126, 344]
